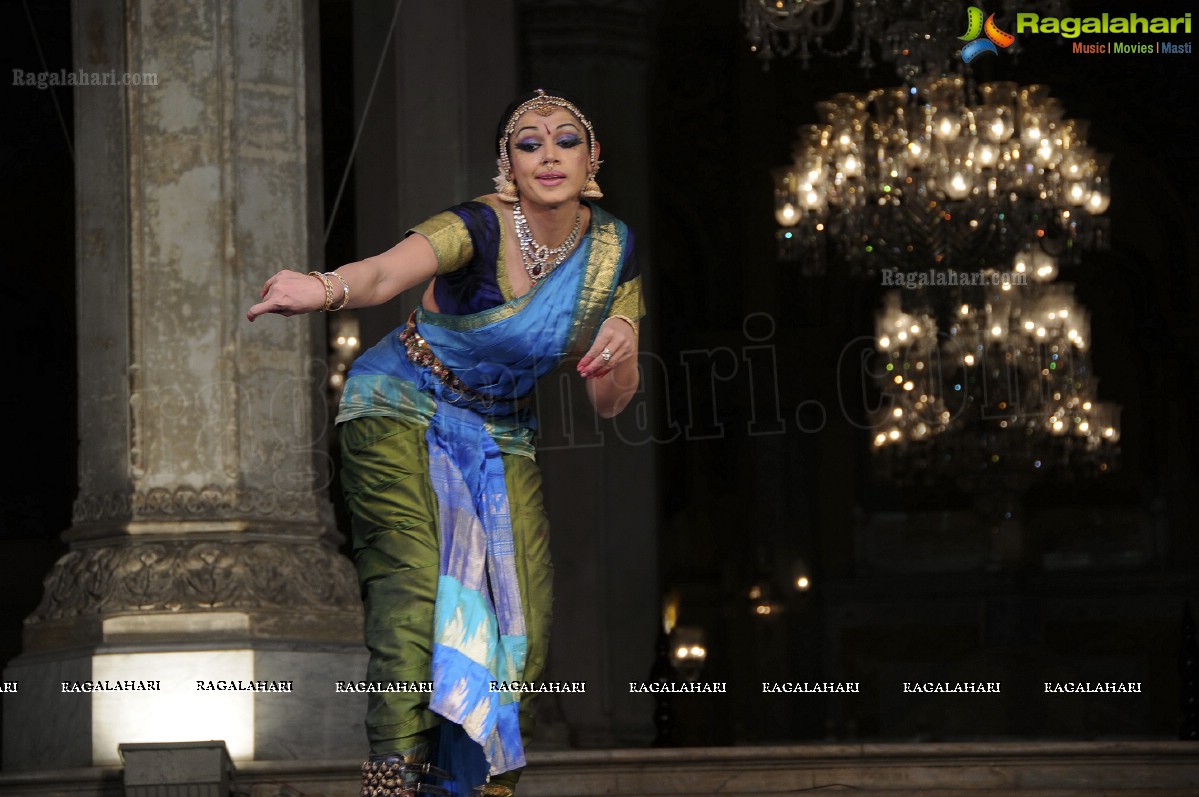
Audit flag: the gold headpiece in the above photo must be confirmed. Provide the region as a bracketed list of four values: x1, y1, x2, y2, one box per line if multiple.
[495, 89, 603, 202]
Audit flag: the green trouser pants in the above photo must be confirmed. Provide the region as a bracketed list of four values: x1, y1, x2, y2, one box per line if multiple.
[339, 415, 554, 789]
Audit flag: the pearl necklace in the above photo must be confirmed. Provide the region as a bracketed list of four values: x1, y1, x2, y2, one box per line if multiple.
[513, 201, 582, 282]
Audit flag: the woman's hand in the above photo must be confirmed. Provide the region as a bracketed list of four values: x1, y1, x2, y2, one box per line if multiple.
[580, 316, 641, 418]
[578, 316, 638, 379]
[247, 270, 326, 322]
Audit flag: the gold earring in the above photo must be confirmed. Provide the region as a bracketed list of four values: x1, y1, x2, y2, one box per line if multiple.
[581, 173, 603, 199]
[498, 177, 519, 202]
[493, 161, 518, 202]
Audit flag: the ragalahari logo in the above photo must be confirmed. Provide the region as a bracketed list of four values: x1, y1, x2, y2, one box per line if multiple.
[959, 7, 1016, 62]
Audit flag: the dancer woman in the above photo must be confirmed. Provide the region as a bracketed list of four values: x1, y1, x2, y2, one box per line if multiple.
[248, 88, 644, 797]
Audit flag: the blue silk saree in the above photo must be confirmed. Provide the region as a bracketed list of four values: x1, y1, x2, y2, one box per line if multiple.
[338, 199, 637, 793]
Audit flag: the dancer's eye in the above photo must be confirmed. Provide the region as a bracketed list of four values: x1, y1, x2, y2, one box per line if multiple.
[514, 139, 541, 153]
[556, 135, 583, 149]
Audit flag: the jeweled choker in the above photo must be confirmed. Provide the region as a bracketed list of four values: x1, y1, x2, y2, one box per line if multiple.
[513, 201, 582, 282]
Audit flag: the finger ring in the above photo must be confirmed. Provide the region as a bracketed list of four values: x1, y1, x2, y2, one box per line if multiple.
[600, 348, 612, 363]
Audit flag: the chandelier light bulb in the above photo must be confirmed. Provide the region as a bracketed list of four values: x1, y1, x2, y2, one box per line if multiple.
[1022, 123, 1043, 146]
[772, 166, 803, 226]
[800, 184, 825, 210]
[945, 172, 971, 200]
[776, 202, 800, 226]
[1067, 181, 1089, 206]
[976, 142, 999, 168]
[1035, 263, 1058, 281]
[1087, 186, 1111, 214]
[936, 115, 961, 139]
[1034, 137, 1059, 167]
[801, 160, 825, 184]
[1061, 149, 1093, 181]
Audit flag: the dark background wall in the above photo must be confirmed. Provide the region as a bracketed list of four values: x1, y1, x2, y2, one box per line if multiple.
[1, 0, 77, 751]
[3, 0, 1197, 754]
[646, 0, 1198, 744]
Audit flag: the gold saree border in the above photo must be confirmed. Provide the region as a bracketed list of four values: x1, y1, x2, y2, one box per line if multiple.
[409, 211, 475, 275]
[565, 208, 625, 357]
[607, 275, 646, 322]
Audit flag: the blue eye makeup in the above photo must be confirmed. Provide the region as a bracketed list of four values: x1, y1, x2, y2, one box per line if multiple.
[556, 135, 583, 148]
[514, 139, 540, 153]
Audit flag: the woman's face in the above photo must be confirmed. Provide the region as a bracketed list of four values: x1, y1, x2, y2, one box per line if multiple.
[508, 106, 594, 208]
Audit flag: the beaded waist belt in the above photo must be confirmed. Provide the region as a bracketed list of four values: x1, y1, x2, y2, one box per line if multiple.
[399, 311, 500, 409]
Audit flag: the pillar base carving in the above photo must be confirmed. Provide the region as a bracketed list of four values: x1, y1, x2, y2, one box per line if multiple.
[25, 536, 363, 653]
[7, 532, 369, 770]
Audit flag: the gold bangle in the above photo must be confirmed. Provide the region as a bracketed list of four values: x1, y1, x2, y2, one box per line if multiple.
[605, 314, 639, 339]
[326, 270, 350, 311]
[308, 271, 334, 311]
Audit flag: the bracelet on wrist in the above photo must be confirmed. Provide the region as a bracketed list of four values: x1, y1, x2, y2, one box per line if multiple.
[326, 270, 350, 311]
[308, 271, 335, 311]
[605, 314, 639, 339]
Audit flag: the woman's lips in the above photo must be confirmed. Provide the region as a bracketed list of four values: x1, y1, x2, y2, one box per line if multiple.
[537, 172, 566, 184]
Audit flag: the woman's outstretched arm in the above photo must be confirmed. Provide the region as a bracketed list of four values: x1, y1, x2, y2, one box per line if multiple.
[247, 233, 439, 321]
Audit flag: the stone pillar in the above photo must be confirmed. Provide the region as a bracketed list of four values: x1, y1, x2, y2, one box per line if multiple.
[517, 0, 661, 748]
[2, 0, 366, 771]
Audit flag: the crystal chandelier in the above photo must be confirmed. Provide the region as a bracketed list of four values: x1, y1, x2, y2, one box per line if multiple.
[742, 0, 1069, 77]
[772, 77, 1111, 278]
[770, 75, 1120, 490]
[869, 280, 1120, 493]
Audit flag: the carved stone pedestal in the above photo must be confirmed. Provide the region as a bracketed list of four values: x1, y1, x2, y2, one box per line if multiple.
[3, 526, 368, 770]
[4, 643, 366, 769]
